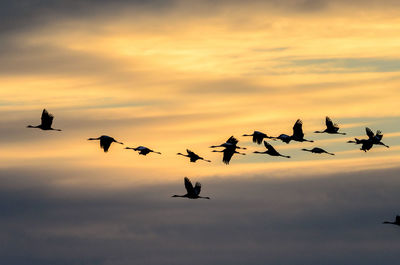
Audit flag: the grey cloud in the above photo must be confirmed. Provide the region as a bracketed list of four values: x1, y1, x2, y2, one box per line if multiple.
[0, 167, 399, 264]
[2, 0, 400, 37]
[283, 57, 400, 73]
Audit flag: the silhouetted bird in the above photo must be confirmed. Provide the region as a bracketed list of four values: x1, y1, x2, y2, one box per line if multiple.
[212, 148, 245, 165]
[347, 138, 373, 152]
[172, 177, 210, 199]
[125, 146, 161, 156]
[242, 131, 274, 144]
[366, 127, 389, 148]
[302, 147, 335, 155]
[210, 136, 246, 150]
[274, 119, 313, 144]
[253, 141, 290, 158]
[27, 109, 61, 131]
[314, 116, 346, 135]
[383, 215, 400, 226]
[177, 149, 211, 163]
[88, 135, 123, 152]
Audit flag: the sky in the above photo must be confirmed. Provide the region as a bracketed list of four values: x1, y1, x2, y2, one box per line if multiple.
[1, 0, 400, 264]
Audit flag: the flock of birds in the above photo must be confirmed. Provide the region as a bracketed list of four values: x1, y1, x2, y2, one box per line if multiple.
[26, 109, 398, 225]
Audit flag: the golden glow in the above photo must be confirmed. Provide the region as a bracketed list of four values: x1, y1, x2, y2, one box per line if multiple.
[1, 7, 400, 188]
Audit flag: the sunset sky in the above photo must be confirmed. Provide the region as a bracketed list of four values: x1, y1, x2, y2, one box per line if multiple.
[1, 1, 400, 264]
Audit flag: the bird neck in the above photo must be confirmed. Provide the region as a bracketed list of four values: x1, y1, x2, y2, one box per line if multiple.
[172, 195, 186, 198]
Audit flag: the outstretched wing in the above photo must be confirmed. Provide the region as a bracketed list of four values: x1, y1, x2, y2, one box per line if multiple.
[325, 116, 333, 128]
[375, 130, 383, 141]
[292, 119, 304, 138]
[184, 177, 195, 194]
[365, 127, 374, 139]
[194, 182, 201, 196]
[253, 132, 265, 144]
[226, 136, 238, 145]
[41, 109, 54, 128]
[396, 215, 400, 223]
[263, 141, 277, 153]
[100, 137, 112, 152]
[222, 149, 234, 165]
[186, 149, 196, 156]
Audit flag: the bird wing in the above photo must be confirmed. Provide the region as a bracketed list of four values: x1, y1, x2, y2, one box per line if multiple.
[222, 149, 235, 164]
[253, 132, 264, 144]
[184, 177, 195, 194]
[292, 119, 304, 138]
[263, 141, 277, 152]
[41, 109, 54, 128]
[396, 215, 400, 223]
[186, 149, 196, 156]
[100, 137, 112, 152]
[325, 116, 334, 128]
[194, 182, 201, 196]
[375, 130, 383, 140]
[226, 136, 238, 145]
[365, 127, 374, 139]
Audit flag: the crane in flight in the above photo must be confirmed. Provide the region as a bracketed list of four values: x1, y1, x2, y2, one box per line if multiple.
[210, 136, 246, 150]
[274, 119, 313, 144]
[242, 130, 275, 144]
[314, 116, 346, 135]
[27, 109, 62, 131]
[212, 148, 245, 165]
[301, 147, 335, 155]
[177, 149, 211, 163]
[253, 141, 290, 158]
[172, 177, 210, 199]
[87, 135, 123, 152]
[383, 215, 400, 226]
[125, 146, 161, 156]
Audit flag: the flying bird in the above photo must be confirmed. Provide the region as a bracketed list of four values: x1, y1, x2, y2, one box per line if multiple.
[383, 215, 400, 226]
[177, 149, 211, 163]
[253, 141, 290, 158]
[210, 136, 246, 150]
[366, 127, 389, 148]
[125, 146, 161, 156]
[27, 109, 62, 131]
[242, 130, 275, 144]
[347, 138, 374, 152]
[87, 135, 123, 152]
[274, 119, 313, 144]
[172, 177, 210, 199]
[212, 148, 245, 165]
[301, 147, 335, 155]
[314, 116, 346, 135]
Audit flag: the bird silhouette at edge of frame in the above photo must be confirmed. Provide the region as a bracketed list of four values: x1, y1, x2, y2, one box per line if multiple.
[383, 215, 400, 226]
